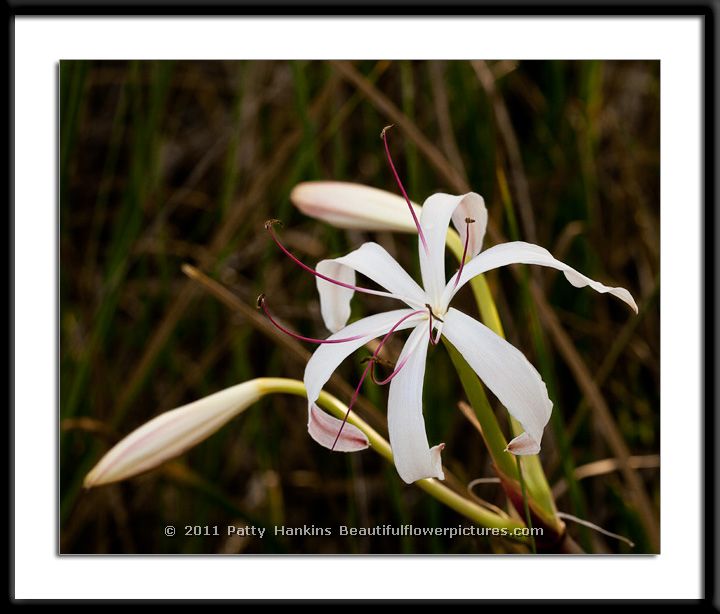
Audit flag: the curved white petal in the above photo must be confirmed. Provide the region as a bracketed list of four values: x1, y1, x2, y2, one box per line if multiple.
[316, 242, 426, 332]
[316, 259, 356, 333]
[443, 241, 638, 313]
[451, 192, 487, 260]
[387, 323, 445, 483]
[442, 307, 552, 453]
[419, 192, 485, 306]
[304, 309, 424, 450]
[307, 403, 369, 452]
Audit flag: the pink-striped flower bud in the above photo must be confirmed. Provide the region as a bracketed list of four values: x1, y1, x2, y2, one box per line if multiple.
[84, 381, 263, 488]
[290, 181, 420, 233]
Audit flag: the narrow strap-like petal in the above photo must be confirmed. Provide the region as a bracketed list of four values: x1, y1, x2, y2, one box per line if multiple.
[387, 324, 444, 483]
[443, 241, 638, 312]
[419, 192, 486, 307]
[304, 309, 424, 450]
[316, 242, 426, 332]
[315, 259, 356, 334]
[442, 307, 552, 453]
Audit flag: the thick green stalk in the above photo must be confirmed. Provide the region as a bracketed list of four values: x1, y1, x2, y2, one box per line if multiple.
[443, 341, 515, 479]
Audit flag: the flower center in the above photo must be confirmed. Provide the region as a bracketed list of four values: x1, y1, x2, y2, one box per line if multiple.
[426, 303, 444, 346]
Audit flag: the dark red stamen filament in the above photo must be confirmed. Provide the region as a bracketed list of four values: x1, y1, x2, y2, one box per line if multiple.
[331, 309, 424, 450]
[258, 295, 367, 344]
[265, 221, 401, 301]
[381, 126, 429, 254]
[452, 217, 476, 290]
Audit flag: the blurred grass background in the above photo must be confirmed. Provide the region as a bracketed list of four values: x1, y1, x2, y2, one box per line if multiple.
[60, 60, 659, 554]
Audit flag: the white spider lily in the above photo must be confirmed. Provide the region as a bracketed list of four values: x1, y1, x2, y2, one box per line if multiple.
[282, 189, 637, 484]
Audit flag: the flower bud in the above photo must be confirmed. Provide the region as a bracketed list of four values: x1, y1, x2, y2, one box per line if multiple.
[84, 381, 263, 488]
[290, 181, 420, 233]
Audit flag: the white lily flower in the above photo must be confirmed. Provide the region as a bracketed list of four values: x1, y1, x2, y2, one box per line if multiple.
[274, 186, 637, 484]
[271, 129, 637, 484]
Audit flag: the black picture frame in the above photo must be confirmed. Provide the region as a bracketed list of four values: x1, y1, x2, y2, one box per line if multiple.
[8, 0, 716, 606]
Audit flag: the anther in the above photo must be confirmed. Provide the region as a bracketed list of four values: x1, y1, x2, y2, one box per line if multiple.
[380, 124, 395, 139]
[264, 219, 283, 230]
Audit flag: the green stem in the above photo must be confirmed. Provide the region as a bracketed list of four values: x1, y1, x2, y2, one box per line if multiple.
[516, 456, 537, 554]
[253, 377, 529, 540]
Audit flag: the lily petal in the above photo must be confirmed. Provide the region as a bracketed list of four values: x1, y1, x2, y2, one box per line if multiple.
[442, 307, 552, 453]
[444, 241, 638, 312]
[419, 192, 485, 306]
[291, 181, 421, 233]
[506, 432, 542, 455]
[304, 309, 424, 449]
[315, 259, 356, 334]
[84, 381, 263, 487]
[451, 192, 487, 260]
[387, 324, 445, 483]
[317, 242, 426, 332]
[307, 403, 369, 452]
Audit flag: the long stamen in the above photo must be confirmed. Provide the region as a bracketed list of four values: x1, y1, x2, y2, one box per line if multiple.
[381, 125, 429, 255]
[452, 217, 475, 290]
[257, 294, 366, 344]
[331, 309, 424, 450]
[265, 220, 401, 302]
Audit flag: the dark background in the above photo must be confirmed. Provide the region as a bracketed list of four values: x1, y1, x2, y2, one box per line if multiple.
[59, 60, 659, 554]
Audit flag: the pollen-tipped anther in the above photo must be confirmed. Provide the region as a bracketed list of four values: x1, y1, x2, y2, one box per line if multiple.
[380, 124, 395, 139]
[264, 219, 283, 230]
